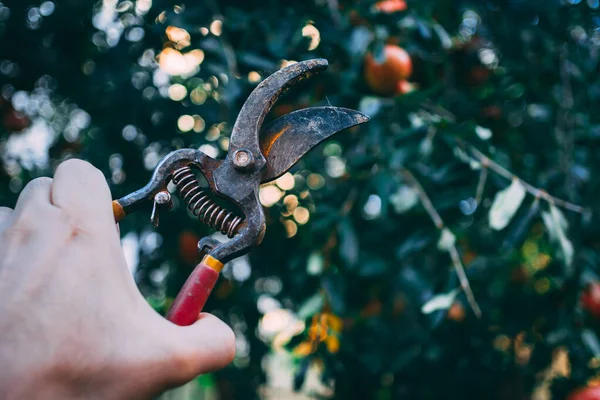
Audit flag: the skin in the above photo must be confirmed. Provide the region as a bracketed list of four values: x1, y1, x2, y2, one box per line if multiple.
[0, 159, 236, 399]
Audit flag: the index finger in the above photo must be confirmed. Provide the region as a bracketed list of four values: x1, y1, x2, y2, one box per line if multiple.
[50, 159, 114, 232]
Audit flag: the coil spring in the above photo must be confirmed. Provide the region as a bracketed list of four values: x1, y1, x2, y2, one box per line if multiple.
[172, 166, 243, 238]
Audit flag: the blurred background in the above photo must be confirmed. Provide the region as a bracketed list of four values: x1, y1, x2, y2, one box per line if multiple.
[1, 0, 600, 399]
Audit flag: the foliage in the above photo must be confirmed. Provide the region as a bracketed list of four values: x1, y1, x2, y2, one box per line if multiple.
[2, 0, 600, 398]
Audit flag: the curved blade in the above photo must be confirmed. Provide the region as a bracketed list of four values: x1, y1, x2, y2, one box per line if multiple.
[229, 59, 329, 162]
[259, 106, 370, 183]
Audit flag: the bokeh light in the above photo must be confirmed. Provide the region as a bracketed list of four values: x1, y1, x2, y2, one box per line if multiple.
[260, 185, 283, 207]
[307, 173, 325, 190]
[209, 19, 222, 36]
[177, 115, 194, 132]
[293, 207, 310, 225]
[283, 219, 298, 238]
[168, 83, 187, 101]
[158, 48, 204, 76]
[275, 172, 295, 191]
[302, 24, 321, 51]
[248, 71, 261, 83]
[165, 26, 190, 48]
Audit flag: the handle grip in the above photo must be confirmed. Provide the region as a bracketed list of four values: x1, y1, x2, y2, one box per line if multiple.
[111, 198, 223, 326]
[166, 255, 223, 326]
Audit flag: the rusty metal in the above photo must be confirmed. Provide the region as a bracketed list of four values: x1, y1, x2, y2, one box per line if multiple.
[112, 58, 369, 264]
[172, 166, 243, 238]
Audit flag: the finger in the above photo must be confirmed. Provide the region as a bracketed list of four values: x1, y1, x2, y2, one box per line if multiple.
[51, 159, 113, 232]
[0, 207, 13, 233]
[11, 177, 58, 229]
[8, 178, 72, 249]
[13, 177, 53, 215]
[165, 314, 236, 385]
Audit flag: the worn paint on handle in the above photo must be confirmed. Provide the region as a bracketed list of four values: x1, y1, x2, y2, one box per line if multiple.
[112, 200, 126, 223]
[166, 255, 223, 326]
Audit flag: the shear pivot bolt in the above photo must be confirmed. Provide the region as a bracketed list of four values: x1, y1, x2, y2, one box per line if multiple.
[154, 191, 172, 206]
[233, 149, 254, 171]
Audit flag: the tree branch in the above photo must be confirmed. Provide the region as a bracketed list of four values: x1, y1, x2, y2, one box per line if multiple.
[475, 165, 488, 205]
[399, 169, 443, 229]
[416, 100, 585, 214]
[399, 168, 482, 318]
[455, 138, 585, 214]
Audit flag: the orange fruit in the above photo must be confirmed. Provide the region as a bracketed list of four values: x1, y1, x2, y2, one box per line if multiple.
[447, 303, 465, 322]
[581, 282, 600, 319]
[364, 45, 412, 96]
[375, 0, 407, 13]
[568, 386, 600, 400]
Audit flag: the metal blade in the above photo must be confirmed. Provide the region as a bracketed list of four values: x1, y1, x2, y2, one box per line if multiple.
[228, 59, 329, 166]
[259, 106, 370, 183]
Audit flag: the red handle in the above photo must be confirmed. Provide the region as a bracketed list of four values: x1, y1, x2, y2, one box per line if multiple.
[166, 255, 223, 326]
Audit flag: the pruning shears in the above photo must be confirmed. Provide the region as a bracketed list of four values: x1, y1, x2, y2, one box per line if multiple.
[111, 59, 369, 326]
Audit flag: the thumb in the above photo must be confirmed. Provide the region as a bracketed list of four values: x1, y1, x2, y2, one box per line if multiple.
[163, 313, 236, 386]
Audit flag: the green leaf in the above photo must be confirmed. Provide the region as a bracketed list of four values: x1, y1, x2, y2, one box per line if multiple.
[307, 252, 324, 276]
[297, 292, 324, 320]
[453, 147, 482, 170]
[195, 373, 215, 388]
[433, 23, 452, 49]
[489, 178, 526, 230]
[501, 198, 540, 251]
[475, 126, 492, 140]
[359, 96, 382, 117]
[322, 273, 346, 313]
[357, 253, 387, 277]
[541, 204, 574, 270]
[348, 26, 373, 57]
[421, 288, 460, 314]
[339, 217, 359, 268]
[294, 357, 310, 391]
[390, 185, 419, 214]
[437, 228, 456, 251]
[396, 230, 434, 259]
[419, 136, 433, 157]
[582, 329, 600, 358]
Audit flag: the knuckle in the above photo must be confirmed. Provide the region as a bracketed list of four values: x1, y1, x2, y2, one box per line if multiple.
[47, 206, 80, 232]
[14, 203, 70, 234]
[49, 207, 72, 229]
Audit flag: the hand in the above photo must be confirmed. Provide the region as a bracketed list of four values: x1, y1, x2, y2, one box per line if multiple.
[0, 159, 235, 400]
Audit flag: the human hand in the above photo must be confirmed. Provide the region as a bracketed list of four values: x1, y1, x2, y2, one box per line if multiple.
[0, 159, 235, 400]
